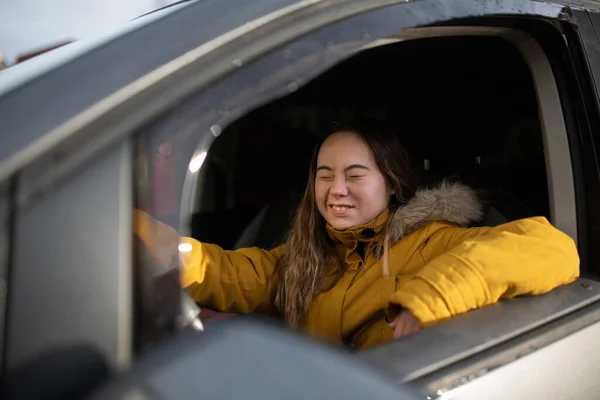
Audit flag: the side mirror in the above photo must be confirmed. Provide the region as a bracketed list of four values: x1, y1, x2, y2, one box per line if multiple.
[88, 317, 422, 400]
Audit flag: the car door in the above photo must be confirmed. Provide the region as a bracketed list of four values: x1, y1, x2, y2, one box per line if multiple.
[1, 0, 600, 398]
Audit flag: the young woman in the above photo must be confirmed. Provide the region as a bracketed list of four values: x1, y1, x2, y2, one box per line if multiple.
[136, 121, 580, 350]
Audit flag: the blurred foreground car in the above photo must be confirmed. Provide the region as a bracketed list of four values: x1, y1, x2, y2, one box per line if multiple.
[2, 0, 600, 398]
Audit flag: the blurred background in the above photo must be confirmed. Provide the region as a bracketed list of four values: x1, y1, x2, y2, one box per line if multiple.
[0, 0, 180, 66]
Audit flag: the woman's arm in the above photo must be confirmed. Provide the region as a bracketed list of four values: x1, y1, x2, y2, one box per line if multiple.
[387, 217, 580, 325]
[179, 237, 282, 314]
[134, 209, 282, 314]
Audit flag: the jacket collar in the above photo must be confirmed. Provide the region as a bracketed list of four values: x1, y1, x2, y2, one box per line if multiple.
[326, 209, 389, 247]
[325, 181, 484, 247]
[388, 180, 483, 242]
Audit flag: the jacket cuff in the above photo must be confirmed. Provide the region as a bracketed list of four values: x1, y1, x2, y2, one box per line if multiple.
[387, 278, 452, 325]
[179, 237, 206, 289]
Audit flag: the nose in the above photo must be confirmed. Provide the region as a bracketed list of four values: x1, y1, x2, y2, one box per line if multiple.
[329, 176, 348, 197]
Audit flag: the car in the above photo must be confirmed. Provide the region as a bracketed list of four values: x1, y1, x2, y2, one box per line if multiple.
[1, 0, 600, 398]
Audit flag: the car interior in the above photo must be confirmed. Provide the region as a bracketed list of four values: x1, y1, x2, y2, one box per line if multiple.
[185, 34, 552, 324]
[190, 35, 548, 253]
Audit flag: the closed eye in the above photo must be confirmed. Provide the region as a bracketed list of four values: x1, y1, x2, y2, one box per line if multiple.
[317, 175, 334, 181]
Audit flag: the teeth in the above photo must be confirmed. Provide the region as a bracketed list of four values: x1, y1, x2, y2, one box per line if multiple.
[332, 206, 349, 211]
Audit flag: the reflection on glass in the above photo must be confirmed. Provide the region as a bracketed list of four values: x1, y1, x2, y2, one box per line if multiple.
[133, 117, 209, 351]
[188, 151, 207, 173]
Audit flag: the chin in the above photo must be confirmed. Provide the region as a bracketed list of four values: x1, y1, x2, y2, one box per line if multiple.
[328, 219, 355, 231]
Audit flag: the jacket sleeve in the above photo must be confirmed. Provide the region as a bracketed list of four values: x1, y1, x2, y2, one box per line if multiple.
[388, 217, 580, 325]
[179, 236, 283, 314]
[133, 209, 282, 314]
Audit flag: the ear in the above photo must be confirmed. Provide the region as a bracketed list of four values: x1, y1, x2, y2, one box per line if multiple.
[387, 184, 395, 197]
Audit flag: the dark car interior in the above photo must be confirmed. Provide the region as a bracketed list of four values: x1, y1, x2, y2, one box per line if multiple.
[189, 35, 548, 253]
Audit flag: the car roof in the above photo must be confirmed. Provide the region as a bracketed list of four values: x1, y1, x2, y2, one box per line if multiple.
[0, 1, 196, 98]
[0, 0, 307, 183]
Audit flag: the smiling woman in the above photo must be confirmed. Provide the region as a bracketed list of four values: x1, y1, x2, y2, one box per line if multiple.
[315, 125, 410, 230]
[135, 117, 580, 350]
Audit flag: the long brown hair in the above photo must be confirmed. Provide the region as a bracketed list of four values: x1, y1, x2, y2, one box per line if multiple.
[274, 120, 416, 327]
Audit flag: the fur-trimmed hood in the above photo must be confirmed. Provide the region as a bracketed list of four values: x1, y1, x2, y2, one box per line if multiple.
[389, 181, 484, 243]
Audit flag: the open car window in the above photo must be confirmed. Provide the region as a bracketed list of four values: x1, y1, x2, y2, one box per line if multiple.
[128, 1, 600, 398]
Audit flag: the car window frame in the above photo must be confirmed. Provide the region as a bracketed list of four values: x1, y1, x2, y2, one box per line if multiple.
[125, 0, 600, 395]
[130, 2, 600, 396]
[567, 8, 600, 281]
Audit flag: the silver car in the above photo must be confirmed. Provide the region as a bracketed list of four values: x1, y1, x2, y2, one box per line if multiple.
[1, 0, 600, 398]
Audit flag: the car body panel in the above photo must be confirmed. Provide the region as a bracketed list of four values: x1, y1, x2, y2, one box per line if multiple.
[6, 141, 133, 371]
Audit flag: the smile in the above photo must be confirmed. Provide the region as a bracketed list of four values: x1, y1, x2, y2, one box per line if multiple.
[329, 204, 354, 211]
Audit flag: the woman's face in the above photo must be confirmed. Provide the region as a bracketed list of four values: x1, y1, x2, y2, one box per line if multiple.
[315, 131, 393, 230]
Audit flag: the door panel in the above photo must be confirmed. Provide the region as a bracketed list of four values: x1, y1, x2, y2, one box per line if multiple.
[360, 280, 600, 385]
[6, 140, 133, 371]
[436, 319, 600, 399]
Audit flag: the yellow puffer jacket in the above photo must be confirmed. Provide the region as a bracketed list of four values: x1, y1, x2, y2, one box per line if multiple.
[136, 182, 580, 350]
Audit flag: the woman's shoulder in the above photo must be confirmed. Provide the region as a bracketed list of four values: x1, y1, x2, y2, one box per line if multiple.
[397, 220, 460, 241]
[388, 221, 455, 254]
[388, 181, 484, 243]
[402, 216, 567, 251]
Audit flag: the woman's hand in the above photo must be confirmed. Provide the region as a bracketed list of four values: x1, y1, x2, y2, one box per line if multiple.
[390, 310, 421, 339]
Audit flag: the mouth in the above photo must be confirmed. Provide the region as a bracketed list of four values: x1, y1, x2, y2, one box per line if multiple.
[328, 204, 355, 213]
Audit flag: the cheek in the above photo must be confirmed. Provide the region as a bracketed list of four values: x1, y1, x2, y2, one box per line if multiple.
[314, 182, 328, 203]
[356, 180, 390, 203]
